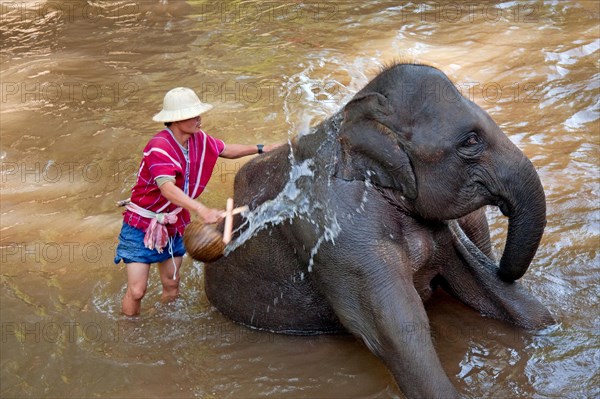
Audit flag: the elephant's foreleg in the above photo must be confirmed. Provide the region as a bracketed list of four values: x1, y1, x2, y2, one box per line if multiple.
[440, 220, 554, 329]
[315, 250, 459, 399]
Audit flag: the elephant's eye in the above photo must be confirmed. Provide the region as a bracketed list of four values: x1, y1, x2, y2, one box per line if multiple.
[458, 132, 484, 158]
[463, 133, 480, 146]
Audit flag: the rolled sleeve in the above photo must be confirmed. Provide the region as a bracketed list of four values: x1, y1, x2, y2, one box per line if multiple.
[155, 175, 176, 187]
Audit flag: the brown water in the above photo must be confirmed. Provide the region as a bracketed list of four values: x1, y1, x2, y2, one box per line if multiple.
[1, 1, 598, 398]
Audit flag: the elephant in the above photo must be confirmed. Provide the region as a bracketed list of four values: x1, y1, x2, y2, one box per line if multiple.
[203, 62, 555, 399]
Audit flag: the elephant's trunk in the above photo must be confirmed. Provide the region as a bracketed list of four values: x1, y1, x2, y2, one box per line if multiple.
[496, 153, 546, 282]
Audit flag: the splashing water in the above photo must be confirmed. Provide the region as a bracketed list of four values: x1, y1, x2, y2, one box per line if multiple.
[223, 62, 357, 268]
[225, 157, 315, 254]
[224, 136, 342, 257]
[280, 57, 380, 137]
[306, 216, 341, 273]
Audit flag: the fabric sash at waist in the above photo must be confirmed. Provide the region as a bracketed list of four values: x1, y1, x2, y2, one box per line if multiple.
[125, 202, 182, 253]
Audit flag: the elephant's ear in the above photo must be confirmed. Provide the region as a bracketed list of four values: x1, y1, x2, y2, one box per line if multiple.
[334, 92, 417, 199]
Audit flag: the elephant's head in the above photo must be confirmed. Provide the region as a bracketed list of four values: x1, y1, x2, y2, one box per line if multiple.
[335, 63, 546, 282]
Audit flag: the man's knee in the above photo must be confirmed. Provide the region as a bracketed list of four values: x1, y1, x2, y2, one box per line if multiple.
[162, 277, 180, 294]
[128, 284, 147, 301]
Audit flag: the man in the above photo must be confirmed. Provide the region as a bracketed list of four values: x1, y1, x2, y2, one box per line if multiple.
[115, 87, 281, 316]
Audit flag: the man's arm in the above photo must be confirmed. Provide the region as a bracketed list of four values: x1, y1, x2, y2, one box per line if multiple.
[219, 143, 284, 159]
[159, 181, 222, 223]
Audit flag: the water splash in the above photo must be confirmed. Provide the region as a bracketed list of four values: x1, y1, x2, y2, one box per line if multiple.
[224, 63, 351, 266]
[280, 58, 374, 138]
[306, 215, 341, 273]
[225, 157, 315, 254]
[224, 146, 342, 274]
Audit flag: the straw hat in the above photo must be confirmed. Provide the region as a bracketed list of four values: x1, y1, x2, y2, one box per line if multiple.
[152, 87, 213, 122]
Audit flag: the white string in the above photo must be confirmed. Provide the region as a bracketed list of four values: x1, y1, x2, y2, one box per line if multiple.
[167, 236, 177, 280]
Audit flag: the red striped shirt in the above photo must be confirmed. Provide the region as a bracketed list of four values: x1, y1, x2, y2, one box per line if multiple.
[123, 129, 225, 236]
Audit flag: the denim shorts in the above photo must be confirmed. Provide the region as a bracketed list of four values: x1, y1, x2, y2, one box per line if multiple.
[114, 222, 186, 265]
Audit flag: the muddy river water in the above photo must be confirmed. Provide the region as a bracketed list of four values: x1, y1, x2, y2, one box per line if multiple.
[1, 1, 598, 398]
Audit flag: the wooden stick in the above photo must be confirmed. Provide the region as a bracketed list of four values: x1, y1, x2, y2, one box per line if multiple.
[220, 205, 249, 218]
[116, 198, 131, 207]
[222, 198, 235, 245]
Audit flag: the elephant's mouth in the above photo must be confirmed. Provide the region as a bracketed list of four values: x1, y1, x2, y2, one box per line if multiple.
[472, 181, 511, 217]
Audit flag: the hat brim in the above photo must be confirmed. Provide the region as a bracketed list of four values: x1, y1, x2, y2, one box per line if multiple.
[152, 103, 213, 123]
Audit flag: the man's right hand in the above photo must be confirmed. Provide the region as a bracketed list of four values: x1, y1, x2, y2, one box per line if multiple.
[196, 205, 223, 224]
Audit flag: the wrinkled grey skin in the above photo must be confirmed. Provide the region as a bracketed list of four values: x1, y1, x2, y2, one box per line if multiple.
[205, 64, 554, 399]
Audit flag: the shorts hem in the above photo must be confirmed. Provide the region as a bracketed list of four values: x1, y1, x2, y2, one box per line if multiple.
[114, 221, 186, 265]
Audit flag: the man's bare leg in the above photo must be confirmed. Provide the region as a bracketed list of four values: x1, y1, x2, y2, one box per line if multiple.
[122, 262, 151, 316]
[158, 256, 182, 302]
